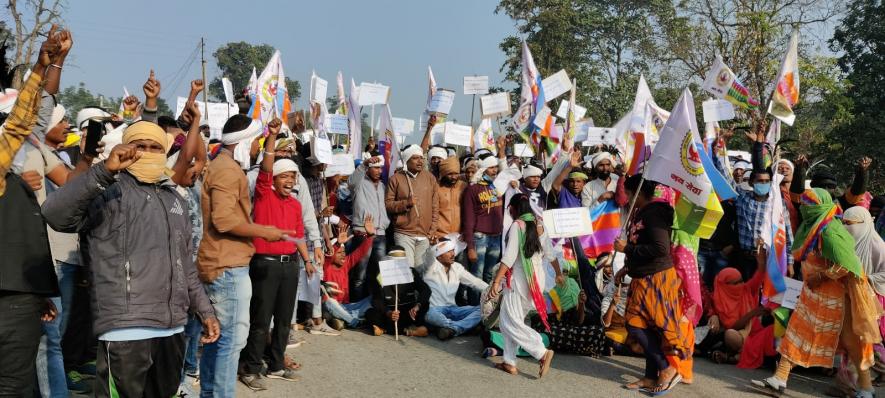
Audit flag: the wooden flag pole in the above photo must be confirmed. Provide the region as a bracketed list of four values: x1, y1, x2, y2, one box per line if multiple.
[394, 284, 399, 341]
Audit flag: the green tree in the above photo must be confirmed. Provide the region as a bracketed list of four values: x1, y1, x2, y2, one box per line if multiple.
[209, 42, 301, 103]
[57, 83, 172, 121]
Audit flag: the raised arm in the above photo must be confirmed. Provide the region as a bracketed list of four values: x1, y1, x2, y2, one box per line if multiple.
[420, 114, 438, 152]
[550, 150, 581, 195]
[259, 118, 282, 173]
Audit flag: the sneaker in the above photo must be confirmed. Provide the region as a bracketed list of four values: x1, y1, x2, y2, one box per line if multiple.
[287, 329, 305, 348]
[405, 326, 429, 337]
[238, 374, 267, 391]
[308, 321, 341, 336]
[177, 375, 198, 397]
[328, 318, 346, 331]
[66, 370, 92, 394]
[437, 327, 456, 341]
[77, 360, 97, 376]
[266, 368, 300, 382]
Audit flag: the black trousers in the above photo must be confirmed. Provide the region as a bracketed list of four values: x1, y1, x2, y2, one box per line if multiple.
[0, 293, 43, 397]
[95, 333, 186, 398]
[62, 266, 96, 370]
[240, 255, 299, 375]
[365, 303, 428, 335]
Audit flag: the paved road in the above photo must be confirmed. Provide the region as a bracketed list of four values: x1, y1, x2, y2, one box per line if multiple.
[221, 329, 873, 398]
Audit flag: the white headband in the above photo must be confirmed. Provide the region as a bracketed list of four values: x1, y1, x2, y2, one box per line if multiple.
[479, 156, 498, 169]
[273, 158, 299, 177]
[367, 156, 385, 168]
[428, 147, 448, 160]
[433, 240, 456, 258]
[778, 159, 795, 173]
[522, 164, 542, 178]
[221, 119, 263, 169]
[591, 152, 613, 167]
[401, 145, 424, 163]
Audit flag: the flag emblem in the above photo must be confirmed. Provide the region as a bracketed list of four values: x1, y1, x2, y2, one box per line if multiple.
[680, 132, 704, 176]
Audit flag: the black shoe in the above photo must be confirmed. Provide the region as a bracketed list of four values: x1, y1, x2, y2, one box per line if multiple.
[437, 327, 456, 340]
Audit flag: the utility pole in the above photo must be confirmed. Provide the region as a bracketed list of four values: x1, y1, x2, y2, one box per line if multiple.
[201, 38, 209, 121]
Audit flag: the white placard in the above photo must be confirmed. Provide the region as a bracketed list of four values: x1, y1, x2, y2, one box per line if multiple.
[463, 76, 490, 95]
[310, 75, 328, 104]
[514, 143, 534, 158]
[583, 127, 616, 146]
[556, 100, 587, 120]
[221, 77, 235, 105]
[174, 97, 238, 137]
[326, 153, 355, 176]
[572, 120, 593, 142]
[771, 277, 803, 309]
[430, 123, 446, 145]
[493, 166, 521, 197]
[379, 259, 413, 286]
[533, 105, 553, 128]
[702, 99, 736, 123]
[392, 118, 415, 136]
[541, 69, 572, 102]
[326, 114, 349, 135]
[310, 136, 333, 164]
[357, 82, 390, 106]
[296, 268, 321, 306]
[427, 89, 456, 115]
[444, 122, 472, 147]
[480, 92, 511, 117]
[542, 208, 594, 238]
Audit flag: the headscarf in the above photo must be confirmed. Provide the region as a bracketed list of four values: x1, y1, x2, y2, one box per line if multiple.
[777, 159, 794, 175]
[220, 119, 263, 169]
[433, 240, 457, 258]
[792, 188, 863, 276]
[522, 164, 542, 179]
[438, 156, 459, 177]
[471, 156, 498, 184]
[591, 152, 614, 168]
[401, 145, 424, 163]
[844, 207, 885, 296]
[428, 146, 448, 160]
[122, 121, 172, 183]
[549, 277, 580, 318]
[568, 171, 589, 181]
[272, 158, 299, 177]
[712, 268, 759, 329]
[366, 156, 385, 168]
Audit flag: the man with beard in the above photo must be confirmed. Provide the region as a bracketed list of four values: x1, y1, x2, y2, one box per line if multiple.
[581, 152, 618, 210]
[427, 145, 448, 178]
[436, 156, 466, 238]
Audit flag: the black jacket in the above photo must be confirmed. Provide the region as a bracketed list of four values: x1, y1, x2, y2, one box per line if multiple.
[624, 201, 674, 278]
[42, 163, 214, 336]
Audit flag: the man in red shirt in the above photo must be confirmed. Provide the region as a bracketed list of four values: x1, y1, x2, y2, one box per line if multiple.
[238, 123, 314, 389]
[322, 214, 376, 329]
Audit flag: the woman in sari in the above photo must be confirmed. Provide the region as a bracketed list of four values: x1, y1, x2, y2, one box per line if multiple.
[614, 175, 690, 395]
[489, 194, 564, 377]
[750, 189, 882, 398]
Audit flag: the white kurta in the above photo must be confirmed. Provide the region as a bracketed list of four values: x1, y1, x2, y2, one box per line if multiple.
[498, 221, 555, 365]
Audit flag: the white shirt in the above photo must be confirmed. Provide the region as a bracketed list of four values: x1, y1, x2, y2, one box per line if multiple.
[581, 174, 619, 209]
[423, 260, 488, 308]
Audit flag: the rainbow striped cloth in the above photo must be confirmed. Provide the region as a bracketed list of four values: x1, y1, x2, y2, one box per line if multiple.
[577, 199, 622, 259]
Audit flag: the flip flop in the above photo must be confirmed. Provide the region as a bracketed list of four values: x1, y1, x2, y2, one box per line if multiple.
[641, 373, 682, 396]
[623, 379, 654, 391]
[538, 350, 554, 378]
[494, 362, 518, 375]
[747, 378, 785, 397]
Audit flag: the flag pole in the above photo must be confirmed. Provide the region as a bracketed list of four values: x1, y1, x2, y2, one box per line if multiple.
[618, 176, 646, 240]
[394, 285, 399, 341]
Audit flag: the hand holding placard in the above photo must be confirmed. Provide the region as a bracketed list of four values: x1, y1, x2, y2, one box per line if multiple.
[427, 89, 455, 115]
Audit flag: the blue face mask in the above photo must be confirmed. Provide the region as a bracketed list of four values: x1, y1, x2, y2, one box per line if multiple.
[753, 182, 771, 196]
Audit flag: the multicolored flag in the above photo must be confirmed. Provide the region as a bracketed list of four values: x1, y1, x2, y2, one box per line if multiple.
[562, 78, 577, 151]
[577, 199, 622, 259]
[253, 50, 292, 125]
[377, 104, 400, 183]
[346, 78, 362, 160]
[768, 31, 800, 126]
[702, 55, 761, 110]
[474, 117, 496, 154]
[762, 173, 789, 296]
[512, 41, 545, 152]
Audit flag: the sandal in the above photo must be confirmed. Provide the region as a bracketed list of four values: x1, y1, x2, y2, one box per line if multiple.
[538, 350, 554, 378]
[642, 372, 682, 396]
[284, 355, 301, 371]
[494, 362, 518, 375]
[623, 378, 655, 391]
[748, 378, 786, 397]
[481, 347, 499, 358]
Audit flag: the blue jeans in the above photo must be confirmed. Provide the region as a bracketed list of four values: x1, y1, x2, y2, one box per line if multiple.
[323, 297, 372, 327]
[468, 232, 501, 304]
[183, 315, 202, 375]
[425, 305, 482, 335]
[55, 262, 77, 336]
[698, 248, 730, 290]
[349, 234, 386, 301]
[200, 267, 251, 398]
[35, 296, 66, 398]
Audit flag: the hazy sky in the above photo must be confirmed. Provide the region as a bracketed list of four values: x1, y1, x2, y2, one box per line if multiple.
[54, 0, 517, 139]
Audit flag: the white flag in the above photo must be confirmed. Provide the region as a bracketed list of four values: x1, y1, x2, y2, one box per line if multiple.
[768, 31, 800, 126]
[254, 50, 291, 124]
[474, 118, 496, 154]
[347, 78, 362, 160]
[645, 89, 712, 206]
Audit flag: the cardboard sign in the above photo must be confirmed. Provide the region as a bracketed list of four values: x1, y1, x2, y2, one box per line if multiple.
[702, 99, 736, 123]
[174, 97, 238, 137]
[480, 92, 511, 117]
[583, 127, 616, 146]
[392, 118, 415, 136]
[327, 114, 349, 134]
[542, 207, 594, 238]
[427, 89, 456, 115]
[444, 122, 472, 147]
[326, 153, 355, 176]
[309, 136, 333, 164]
[533, 105, 553, 129]
[379, 259, 413, 286]
[430, 123, 446, 145]
[357, 82, 390, 106]
[310, 75, 328, 104]
[513, 143, 534, 158]
[771, 277, 803, 309]
[541, 69, 572, 102]
[463, 76, 490, 95]
[556, 100, 587, 120]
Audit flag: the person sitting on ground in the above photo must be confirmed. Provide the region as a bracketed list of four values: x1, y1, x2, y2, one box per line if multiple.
[322, 214, 377, 330]
[706, 249, 768, 365]
[423, 239, 488, 340]
[364, 247, 432, 337]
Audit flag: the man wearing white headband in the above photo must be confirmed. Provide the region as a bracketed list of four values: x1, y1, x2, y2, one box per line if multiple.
[581, 151, 619, 210]
[386, 144, 439, 269]
[422, 239, 488, 340]
[220, 115, 263, 170]
[427, 146, 448, 178]
[519, 163, 548, 210]
[350, 154, 390, 300]
[462, 152, 506, 304]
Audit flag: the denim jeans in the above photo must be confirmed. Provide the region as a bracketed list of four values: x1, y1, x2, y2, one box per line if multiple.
[468, 232, 502, 304]
[35, 296, 66, 398]
[393, 232, 431, 269]
[323, 297, 372, 327]
[425, 305, 482, 335]
[200, 267, 251, 398]
[698, 248, 730, 290]
[55, 262, 78, 335]
[349, 234, 386, 302]
[183, 315, 202, 375]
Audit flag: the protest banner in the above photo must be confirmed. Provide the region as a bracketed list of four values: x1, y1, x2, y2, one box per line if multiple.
[175, 97, 238, 139]
[427, 89, 455, 115]
[310, 74, 328, 104]
[463, 76, 490, 95]
[358, 82, 390, 106]
[327, 114, 349, 134]
[379, 258, 413, 341]
[542, 208, 594, 238]
[444, 122, 472, 147]
[480, 92, 511, 117]
[541, 69, 572, 101]
[556, 100, 586, 120]
[702, 99, 736, 123]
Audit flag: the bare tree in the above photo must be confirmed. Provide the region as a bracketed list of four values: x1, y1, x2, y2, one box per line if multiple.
[6, 0, 64, 87]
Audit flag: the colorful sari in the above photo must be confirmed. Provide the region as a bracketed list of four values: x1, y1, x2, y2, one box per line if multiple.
[625, 267, 691, 356]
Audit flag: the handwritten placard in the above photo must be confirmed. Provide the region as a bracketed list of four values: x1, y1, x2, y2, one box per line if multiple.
[309, 136, 333, 164]
[583, 127, 616, 146]
[463, 76, 490, 95]
[444, 122, 472, 147]
[327, 114, 349, 134]
[770, 277, 803, 309]
[541, 69, 572, 102]
[556, 100, 587, 120]
[392, 118, 415, 136]
[379, 259, 414, 286]
[702, 99, 736, 123]
[542, 207, 594, 238]
[427, 89, 456, 115]
[326, 153, 355, 176]
[310, 75, 328, 104]
[533, 105, 553, 129]
[357, 82, 390, 106]
[480, 92, 511, 117]
[493, 166, 521, 197]
[513, 143, 534, 158]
